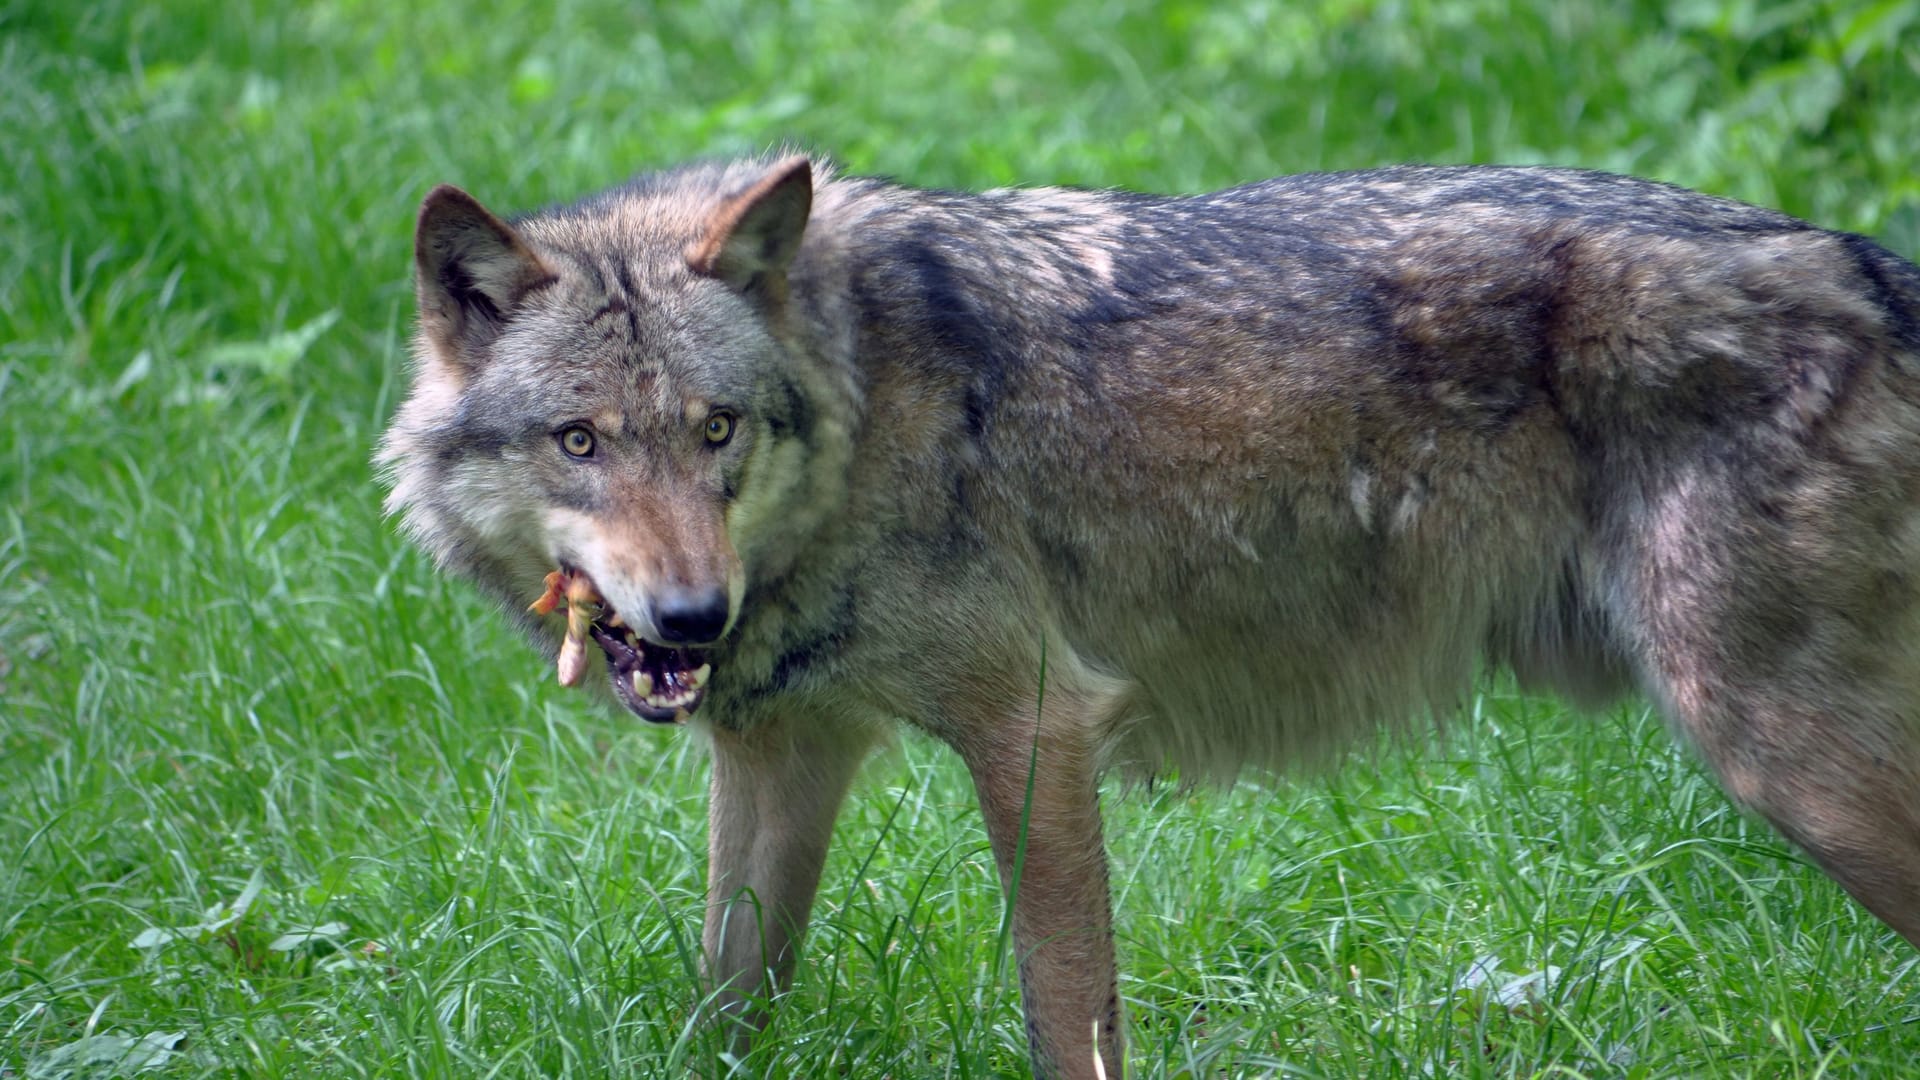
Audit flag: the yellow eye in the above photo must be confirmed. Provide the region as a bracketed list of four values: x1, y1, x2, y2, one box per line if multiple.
[704, 413, 735, 446]
[560, 427, 595, 457]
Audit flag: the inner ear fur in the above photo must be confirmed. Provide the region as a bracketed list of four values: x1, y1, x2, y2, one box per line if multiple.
[686, 156, 814, 295]
[414, 184, 555, 359]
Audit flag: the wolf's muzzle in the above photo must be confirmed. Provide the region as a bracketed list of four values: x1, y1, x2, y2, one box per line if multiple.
[653, 586, 730, 645]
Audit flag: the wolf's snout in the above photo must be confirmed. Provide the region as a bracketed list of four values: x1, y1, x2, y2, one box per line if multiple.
[653, 587, 730, 644]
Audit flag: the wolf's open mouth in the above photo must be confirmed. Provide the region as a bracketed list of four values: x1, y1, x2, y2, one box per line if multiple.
[589, 616, 711, 723]
[530, 569, 712, 724]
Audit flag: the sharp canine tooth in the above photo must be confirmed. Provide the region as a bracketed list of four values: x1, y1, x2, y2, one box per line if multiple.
[606, 611, 624, 628]
[631, 671, 653, 698]
[690, 663, 711, 689]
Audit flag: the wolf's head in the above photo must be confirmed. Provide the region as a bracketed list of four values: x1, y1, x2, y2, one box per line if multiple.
[377, 156, 855, 722]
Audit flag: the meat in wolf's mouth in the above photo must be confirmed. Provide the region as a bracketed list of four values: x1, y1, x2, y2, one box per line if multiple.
[529, 569, 712, 724]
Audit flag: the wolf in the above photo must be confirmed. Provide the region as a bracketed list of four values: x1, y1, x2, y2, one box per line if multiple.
[378, 152, 1920, 1078]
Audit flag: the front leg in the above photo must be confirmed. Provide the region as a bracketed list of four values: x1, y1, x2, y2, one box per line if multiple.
[702, 716, 873, 1048]
[955, 685, 1126, 1080]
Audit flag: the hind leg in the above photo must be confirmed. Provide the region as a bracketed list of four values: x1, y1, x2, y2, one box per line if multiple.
[1626, 480, 1920, 944]
[1661, 662, 1920, 945]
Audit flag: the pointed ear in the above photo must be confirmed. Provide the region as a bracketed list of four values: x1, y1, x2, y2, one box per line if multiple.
[686, 156, 813, 295]
[414, 184, 555, 357]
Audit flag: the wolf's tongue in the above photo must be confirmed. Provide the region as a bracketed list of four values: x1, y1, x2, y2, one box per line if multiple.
[588, 619, 642, 671]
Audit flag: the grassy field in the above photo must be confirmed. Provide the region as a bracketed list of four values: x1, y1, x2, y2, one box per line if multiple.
[6, 0, 1920, 1075]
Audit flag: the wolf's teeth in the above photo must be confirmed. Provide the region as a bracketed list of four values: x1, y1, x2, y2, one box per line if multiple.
[631, 670, 653, 698]
[606, 611, 624, 628]
[690, 663, 711, 690]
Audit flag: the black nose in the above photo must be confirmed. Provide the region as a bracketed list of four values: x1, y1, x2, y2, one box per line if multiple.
[653, 587, 730, 644]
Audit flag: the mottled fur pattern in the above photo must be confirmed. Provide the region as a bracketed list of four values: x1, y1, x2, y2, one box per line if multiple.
[380, 153, 1920, 1078]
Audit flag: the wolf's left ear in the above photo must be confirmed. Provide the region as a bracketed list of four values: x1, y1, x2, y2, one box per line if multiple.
[687, 156, 813, 295]
[415, 185, 555, 360]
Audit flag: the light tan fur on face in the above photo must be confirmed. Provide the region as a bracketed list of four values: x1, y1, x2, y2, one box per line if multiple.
[543, 483, 741, 642]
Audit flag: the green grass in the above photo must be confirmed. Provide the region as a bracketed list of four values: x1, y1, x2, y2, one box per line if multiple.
[5, 0, 1920, 1075]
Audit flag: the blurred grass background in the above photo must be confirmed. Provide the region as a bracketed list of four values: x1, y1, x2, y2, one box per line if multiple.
[4, 1, 1919, 1076]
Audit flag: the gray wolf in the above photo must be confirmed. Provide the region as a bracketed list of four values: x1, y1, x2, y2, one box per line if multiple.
[378, 153, 1920, 1078]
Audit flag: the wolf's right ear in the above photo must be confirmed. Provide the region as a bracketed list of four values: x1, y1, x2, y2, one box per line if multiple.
[687, 156, 813, 297]
[414, 185, 555, 360]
